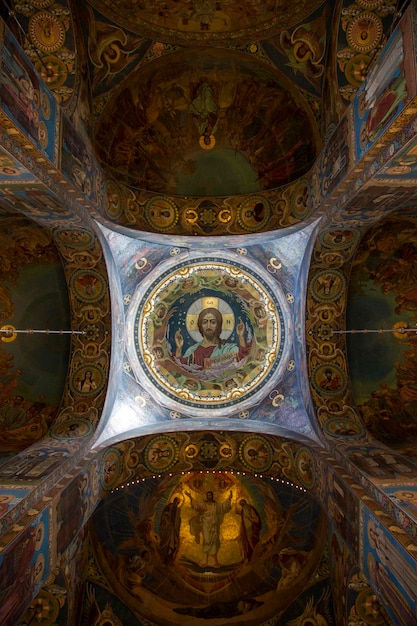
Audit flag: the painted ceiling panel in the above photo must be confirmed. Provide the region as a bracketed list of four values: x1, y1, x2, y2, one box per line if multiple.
[87, 0, 327, 43]
[94, 49, 320, 195]
[89, 469, 330, 625]
[94, 221, 320, 447]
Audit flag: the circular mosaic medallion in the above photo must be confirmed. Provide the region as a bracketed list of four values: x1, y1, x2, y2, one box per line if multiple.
[100, 447, 123, 490]
[237, 196, 271, 231]
[295, 447, 316, 489]
[71, 365, 105, 396]
[29, 12, 66, 53]
[35, 55, 68, 89]
[50, 418, 93, 439]
[318, 227, 360, 250]
[38, 121, 48, 148]
[355, 588, 386, 624]
[30, 589, 60, 624]
[291, 179, 310, 219]
[345, 54, 371, 87]
[104, 179, 123, 219]
[127, 258, 287, 415]
[29, 0, 54, 7]
[239, 435, 273, 472]
[311, 364, 347, 397]
[55, 227, 95, 249]
[347, 12, 382, 53]
[70, 269, 106, 302]
[356, 0, 384, 11]
[309, 269, 345, 302]
[144, 435, 179, 472]
[324, 417, 365, 439]
[40, 92, 50, 119]
[145, 196, 179, 231]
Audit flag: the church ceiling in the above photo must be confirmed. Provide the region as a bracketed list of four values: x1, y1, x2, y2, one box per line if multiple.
[1, 2, 417, 624]
[87, 0, 326, 44]
[93, 49, 320, 195]
[89, 469, 329, 625]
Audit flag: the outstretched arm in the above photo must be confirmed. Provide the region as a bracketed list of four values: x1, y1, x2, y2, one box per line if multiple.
[236, 318, 246, 347]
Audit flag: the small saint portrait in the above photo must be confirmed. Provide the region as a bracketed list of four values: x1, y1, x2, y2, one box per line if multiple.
[238, 197, 270, 231]
[319, 227, 359, 250]
[100, 448, 122, 491]
[51, 418, 91, 439]
[295, 448, 315, 489]
[313, 364, 346, 396]
[71, 269, 105, 302]
[311, 269, 345, 301]
[325, 417, 364, 439]
[72, 366, 103, 396]
[145, 197, 179, 231]
[104, 179, 123, 219]
[144, 436, 178, 472]
[239, 436, 273, 472]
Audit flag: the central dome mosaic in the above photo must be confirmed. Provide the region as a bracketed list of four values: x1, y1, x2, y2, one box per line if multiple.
[127, 258, 287, 414]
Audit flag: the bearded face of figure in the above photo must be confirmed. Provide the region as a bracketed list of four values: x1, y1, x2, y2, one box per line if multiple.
[201, 313, 218, 340]
[197, 308, 222, 343]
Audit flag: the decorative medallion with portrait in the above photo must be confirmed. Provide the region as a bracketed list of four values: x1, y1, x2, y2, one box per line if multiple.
[127, 259, 288, 415]
[239, 435, 273, 472]
[55, 227, 95, 250]
[70, 269, 106, 302]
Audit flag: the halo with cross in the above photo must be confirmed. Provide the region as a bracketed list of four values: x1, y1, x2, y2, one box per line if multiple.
[186, 296, 235, 342]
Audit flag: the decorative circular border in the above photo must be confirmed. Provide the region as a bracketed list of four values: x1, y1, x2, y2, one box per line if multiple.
[70, 364, 106, 396]
[345, 54, 372, 88]
[103, 179, 124, 220]
[239, 435, 273, 472]
[237, 196, 271, 231]
[50, 418, 93, 439]
[99, 447, 124, 491]
[127, 256, 289, 416]
[70, 269, 106, 303]
[144, 435, 179, 472]
[347, 12, 383, 53]
[324, 417, 366, 439]
[356, 0, 384, 9]
[29, 0, 54, 7]
[311, 364, 347, 397]
[35, 55, 68, 90]
[309, 269, 346, 302]
[291, 178, 311, 219]
[318, 227, 360, 250]
[29, 11, 66, 53]
[295, 447, 316, 489]
[144, 196, 179, 232]
[55, 227, 95, 249]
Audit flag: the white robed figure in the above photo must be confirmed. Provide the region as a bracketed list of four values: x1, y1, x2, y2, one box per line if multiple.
[186, 490, 232, 568]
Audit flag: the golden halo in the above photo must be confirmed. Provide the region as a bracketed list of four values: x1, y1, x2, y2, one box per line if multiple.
[199, 134, 216, 150]
[1, 324, 17, 342]
[393, 321, 409, 339]
[185, 296, 235, 340]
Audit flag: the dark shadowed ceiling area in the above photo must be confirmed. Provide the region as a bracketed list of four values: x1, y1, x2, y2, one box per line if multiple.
[94, 49, 320, 195]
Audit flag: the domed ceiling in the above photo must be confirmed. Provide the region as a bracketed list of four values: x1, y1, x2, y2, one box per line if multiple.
[94, 49, 320, 195]
[1, 2, 417, 626]
[90, 469, 327, 626]
[0, 209, 71, 453]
